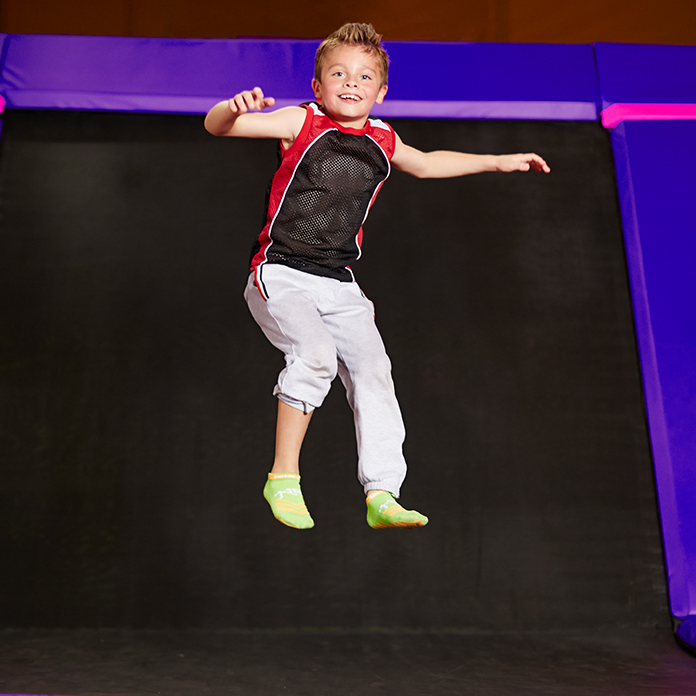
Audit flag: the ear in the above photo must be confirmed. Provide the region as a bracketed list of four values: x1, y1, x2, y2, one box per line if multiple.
[311, 78, 322, 104]
[375, 83, 388, 105]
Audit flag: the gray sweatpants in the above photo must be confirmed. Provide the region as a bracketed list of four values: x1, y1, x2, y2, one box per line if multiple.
[244, 264, 407, 497]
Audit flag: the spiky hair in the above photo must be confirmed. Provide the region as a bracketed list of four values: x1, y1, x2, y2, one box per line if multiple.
[314, 23, 389, 87]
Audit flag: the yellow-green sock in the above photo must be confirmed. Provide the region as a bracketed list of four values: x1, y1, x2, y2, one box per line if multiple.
[263, 473, 314, 529]
[366, 491, 428, 529]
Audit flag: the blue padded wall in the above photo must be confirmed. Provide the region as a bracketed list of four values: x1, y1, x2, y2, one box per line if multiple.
[611, 119, 696, 621]
[0, 34, 597, 120]
[597, 42, 696, 624]
[596, 42, 696, 109]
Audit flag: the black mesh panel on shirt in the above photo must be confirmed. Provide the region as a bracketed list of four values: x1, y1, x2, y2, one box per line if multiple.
[265, 129, 389, 278]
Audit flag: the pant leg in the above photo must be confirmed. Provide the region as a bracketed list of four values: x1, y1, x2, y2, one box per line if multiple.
[321, 282, 407, 497]
[244, 266, 338, 412]
[245, 265, 408, 497]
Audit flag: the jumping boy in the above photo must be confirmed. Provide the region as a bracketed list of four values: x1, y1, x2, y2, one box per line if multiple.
[205, 23, 550, 531]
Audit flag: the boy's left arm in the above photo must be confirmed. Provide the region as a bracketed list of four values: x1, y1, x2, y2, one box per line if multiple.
[391, 133, 550, 178]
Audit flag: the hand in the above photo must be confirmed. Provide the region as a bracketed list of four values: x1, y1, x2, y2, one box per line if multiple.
[496, 153, 551, 173]
[227, 87, 276, 115]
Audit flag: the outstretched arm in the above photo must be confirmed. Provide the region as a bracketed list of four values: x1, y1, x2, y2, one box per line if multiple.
[204, 87, 305, 147]
[391, 133, 550, 178]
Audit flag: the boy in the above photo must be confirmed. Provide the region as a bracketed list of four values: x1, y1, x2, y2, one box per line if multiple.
[205, 23, 549, 531]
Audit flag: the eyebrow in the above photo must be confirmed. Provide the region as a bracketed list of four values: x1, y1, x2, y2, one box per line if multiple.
[326, 62, 377, 74]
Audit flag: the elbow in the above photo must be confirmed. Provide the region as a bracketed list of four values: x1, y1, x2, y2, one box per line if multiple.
[409, 165, 432, 179]
[204, 109, 230, 137]
[204, 115, 220, 136]
[410, 154, 434, 178]
[397, 161, 430, 178]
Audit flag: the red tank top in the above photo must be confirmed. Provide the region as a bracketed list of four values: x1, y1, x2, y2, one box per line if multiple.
[250, 102, 396, 282]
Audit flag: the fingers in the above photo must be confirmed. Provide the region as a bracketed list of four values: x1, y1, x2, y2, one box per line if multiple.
[227, 87, 276, 115]
[523, 153, 551, 173]
[501, 153, 551, 173]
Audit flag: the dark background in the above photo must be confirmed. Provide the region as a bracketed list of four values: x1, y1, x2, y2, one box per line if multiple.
[0, 110, 666, 631]
[3, 0, 695, 45]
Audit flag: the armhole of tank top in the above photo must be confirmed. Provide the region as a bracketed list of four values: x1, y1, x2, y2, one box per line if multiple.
[386, 122, 397, 161]
[280, 104, 314, 158]
[367, 117, 397, 161]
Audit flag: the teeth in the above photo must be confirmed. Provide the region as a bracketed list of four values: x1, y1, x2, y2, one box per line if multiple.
[341, 95, 359, 101]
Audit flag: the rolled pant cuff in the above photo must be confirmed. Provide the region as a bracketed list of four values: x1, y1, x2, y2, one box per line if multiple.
[364, 481, 401, 499]
[276, 391, 316, 415]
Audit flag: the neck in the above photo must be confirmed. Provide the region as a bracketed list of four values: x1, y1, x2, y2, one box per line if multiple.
[318, 103, 368, 130]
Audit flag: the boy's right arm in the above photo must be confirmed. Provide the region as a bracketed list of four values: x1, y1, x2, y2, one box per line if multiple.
[204, 87, 305, 148]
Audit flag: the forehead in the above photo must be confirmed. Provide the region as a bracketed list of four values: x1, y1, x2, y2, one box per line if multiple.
[321, 45, 381, 74]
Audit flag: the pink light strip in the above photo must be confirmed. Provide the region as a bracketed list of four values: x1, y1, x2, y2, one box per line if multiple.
[602, 102, 696, 129]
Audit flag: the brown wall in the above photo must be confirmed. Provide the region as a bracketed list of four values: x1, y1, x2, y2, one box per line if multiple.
[2, 0, 695, 44]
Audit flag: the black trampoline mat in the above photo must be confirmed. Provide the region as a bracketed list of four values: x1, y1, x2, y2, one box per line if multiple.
[0, 111, 668, 635]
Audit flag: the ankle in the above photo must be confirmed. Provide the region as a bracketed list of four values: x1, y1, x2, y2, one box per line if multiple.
[271, 462, 300, 475]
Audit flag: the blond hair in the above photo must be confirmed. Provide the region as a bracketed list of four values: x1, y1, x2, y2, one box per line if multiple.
[314, 23, 389, 88]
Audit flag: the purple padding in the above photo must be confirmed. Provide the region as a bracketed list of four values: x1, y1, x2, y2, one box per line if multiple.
[676, 615, 696, 650]
[372, 99, 596, 121]
[596, 43, 696, 111]
[384, 41, 598, 107]
[0, 34, 598, 120]
[602, 103, 696, 129]
[611, 120, 696, 619]
[0, 34, 317, 113]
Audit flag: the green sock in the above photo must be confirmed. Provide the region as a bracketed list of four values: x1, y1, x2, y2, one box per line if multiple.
[263, 474, 314, 529]
[366, 491, 428, 529]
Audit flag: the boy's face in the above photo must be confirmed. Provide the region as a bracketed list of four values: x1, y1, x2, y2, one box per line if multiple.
[312, 45, 388, 129]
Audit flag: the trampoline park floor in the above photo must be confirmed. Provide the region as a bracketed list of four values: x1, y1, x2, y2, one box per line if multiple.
[1, 627, 695, 696]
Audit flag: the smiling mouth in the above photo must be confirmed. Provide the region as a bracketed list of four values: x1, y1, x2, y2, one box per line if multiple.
[339, 94, 361, 102]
